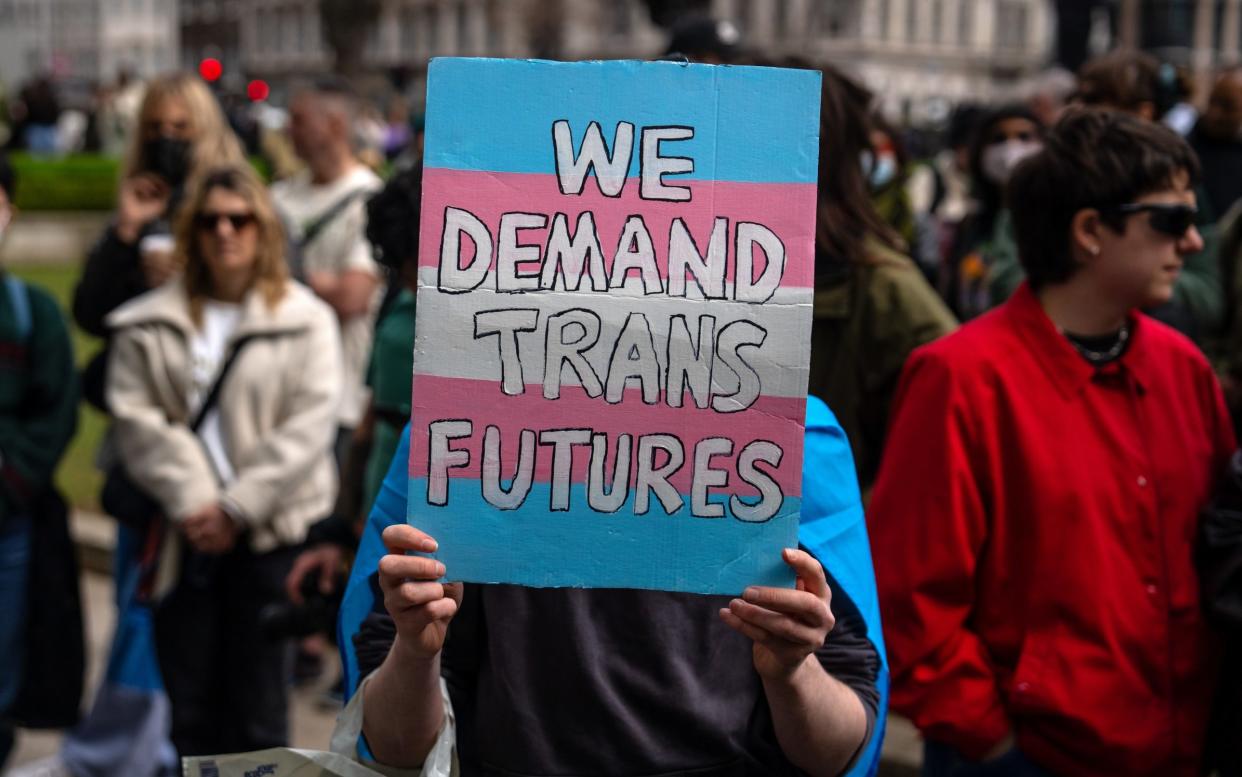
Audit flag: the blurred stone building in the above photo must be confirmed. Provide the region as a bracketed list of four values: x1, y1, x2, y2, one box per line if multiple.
[170, 1, 1242, 119]
[181, 0, 1049, 121]
[0, 0, 178, 87]
[715, 0, 1053, 121]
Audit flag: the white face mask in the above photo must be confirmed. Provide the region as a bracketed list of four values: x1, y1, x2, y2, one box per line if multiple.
[981, 139, 1042, 186]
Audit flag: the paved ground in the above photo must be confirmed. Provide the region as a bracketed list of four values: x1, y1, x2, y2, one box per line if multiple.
[9, 513, 923, 775]
[8, 569, 341, 770]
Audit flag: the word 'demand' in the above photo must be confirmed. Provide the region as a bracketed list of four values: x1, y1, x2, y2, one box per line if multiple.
[437, 121, 788, 301]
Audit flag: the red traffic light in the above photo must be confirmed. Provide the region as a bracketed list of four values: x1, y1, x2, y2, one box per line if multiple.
[198, 58, 223, 82]
[247, 79, 270, 102]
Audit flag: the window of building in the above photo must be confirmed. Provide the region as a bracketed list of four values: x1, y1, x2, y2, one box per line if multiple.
[286, 8, 299, 54]
[612, 0, 633, 37]
[876, 0, 890, 40]
[367, 15, 381, 57]
[906, 0, 918, 41]
[456, 1, 470, 53]
[423, 5, 438, 57]
[774, 0, 788, 36]
[1141, 0, 1194, 51]
[930, 0, 942, 44]
[257, 8, 272, 52]
[995, 0, 1028, 51]
[812, 1, 854, 37]
[486, 0, 501, 53]
[294, 7, 305, 53]
[401, 5, 417, 53]
[958, 0, 974, 45]
[750, 0, 766, 40]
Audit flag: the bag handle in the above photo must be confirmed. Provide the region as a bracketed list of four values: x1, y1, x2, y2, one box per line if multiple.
[188, 333, 257, 433]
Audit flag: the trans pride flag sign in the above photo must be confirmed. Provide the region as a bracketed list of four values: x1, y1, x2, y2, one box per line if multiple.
[409, 58, 821, 594]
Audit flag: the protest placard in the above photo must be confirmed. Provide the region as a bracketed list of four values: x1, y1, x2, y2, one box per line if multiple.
[409, 57, 820, 594]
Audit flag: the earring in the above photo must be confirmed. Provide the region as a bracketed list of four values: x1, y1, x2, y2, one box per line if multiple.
[1088, 245, 1100, 256]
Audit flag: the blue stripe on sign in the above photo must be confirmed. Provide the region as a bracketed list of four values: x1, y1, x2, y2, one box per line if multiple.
[423, 57, 822, 185]
[408, 478, 800, 594]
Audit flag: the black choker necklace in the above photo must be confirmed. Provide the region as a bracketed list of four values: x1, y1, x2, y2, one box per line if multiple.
[1063, 322, 1130, 364]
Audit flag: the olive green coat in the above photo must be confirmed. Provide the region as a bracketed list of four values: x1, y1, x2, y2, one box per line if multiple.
[808, 245, 957, 488]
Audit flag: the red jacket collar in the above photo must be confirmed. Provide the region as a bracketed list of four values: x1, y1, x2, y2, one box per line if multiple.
[1002, 282, 1151, 399]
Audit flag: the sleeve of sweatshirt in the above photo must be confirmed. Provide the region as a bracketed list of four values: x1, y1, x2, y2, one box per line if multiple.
[73, 225, 148, 337]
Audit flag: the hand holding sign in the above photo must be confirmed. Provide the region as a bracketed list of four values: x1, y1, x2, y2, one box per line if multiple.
[720, 548, 835, 681]
[378, 524, 463, 661]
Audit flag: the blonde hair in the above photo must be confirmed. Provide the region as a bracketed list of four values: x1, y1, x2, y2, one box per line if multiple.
[121, 71, 246, 183]
[174, 164, 288, 326]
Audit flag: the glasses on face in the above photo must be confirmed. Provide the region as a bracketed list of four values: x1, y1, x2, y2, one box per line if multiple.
[195, 211, 256, 233]
[1105, 202, 1198, 238]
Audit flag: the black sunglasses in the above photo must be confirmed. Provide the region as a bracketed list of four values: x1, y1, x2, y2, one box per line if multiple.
[195, 211, 256, 232]
[1105, 202, 1198, 238]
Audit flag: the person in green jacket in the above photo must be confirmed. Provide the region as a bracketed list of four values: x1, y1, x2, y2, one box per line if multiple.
[0, 154, 79, 767]
[806, 66, 957, 489]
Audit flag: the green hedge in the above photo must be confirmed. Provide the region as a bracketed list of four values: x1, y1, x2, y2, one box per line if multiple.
[10, 153, 120, 211]
[9, 153, 277, 211]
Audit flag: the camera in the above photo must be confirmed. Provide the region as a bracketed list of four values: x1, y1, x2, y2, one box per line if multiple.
[258, 572, 346, 641]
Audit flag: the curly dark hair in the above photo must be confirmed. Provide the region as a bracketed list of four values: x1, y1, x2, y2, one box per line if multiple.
[365, 162, 423, 271]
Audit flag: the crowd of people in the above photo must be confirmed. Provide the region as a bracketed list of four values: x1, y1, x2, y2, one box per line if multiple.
[4, 24, 1242, 777]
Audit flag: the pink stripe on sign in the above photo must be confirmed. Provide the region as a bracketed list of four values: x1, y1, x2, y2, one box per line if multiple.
[408, 374, 805, 498]
[418, 168, 816, 290]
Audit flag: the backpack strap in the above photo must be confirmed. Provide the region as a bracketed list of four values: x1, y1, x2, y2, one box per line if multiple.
[4, 274, 32, 343]
[299, 187, 370, 250]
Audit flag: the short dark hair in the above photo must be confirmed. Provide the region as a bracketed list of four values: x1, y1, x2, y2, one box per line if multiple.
[0, 154, 15, 202]
[1008, 107, 1200, 290]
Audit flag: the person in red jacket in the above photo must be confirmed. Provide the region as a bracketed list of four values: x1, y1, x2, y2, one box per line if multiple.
[869, 107, 1236, 777]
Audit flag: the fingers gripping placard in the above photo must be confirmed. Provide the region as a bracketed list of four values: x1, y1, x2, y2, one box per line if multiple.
[410, 58, 821, 594]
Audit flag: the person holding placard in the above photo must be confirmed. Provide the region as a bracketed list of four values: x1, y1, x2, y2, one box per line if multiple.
[331, 400, 885, 777]
[326, 56, 886, 777]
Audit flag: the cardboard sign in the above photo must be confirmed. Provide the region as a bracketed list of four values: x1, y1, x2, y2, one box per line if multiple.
[409, 58, 821, 594]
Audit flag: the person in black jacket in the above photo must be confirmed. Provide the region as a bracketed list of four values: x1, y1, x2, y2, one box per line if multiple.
[1199, 450, 1242, 777]
[72, 71, 245, 410]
